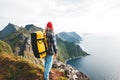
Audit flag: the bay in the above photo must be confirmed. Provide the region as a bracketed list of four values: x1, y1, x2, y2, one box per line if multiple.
[67, 34, 120, 80]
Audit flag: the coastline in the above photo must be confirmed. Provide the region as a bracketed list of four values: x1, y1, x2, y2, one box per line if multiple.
[53, 60, 89, 80]
[65, 56, 83, 64]
[65, 54, 90, 64]
[60, 55, 90, 80]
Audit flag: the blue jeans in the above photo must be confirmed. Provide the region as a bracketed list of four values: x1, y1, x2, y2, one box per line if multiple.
[44, 55, 53, 80]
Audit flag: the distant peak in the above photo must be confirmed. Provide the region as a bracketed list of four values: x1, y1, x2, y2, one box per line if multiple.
[7, 23, 18, 27]
[25, 24, 36, 29]
[8, 22, 13, 25]
[6, 23, 19, 30]
[25, 24, 36, 27]
[25, 24, 43, 32]
[0, 23, 19, 39]
[57, 32, 81, 43]
[7, 23, 14, 26]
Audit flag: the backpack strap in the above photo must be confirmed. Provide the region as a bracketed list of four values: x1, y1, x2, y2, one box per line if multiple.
[37, 38, 44, 41]
[38, 51, 46, 54]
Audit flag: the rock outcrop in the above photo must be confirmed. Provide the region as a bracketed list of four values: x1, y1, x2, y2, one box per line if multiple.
[52, 60, 89, 80]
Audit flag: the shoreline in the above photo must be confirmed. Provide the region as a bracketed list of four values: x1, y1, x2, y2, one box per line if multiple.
[62, 55, 90, 79]
[65, 54, 90, 64]
[53, 60, 89, 80]
[55, 54, 90, 80]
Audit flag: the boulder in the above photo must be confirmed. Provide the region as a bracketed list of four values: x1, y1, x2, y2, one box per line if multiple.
[52, 60, 89, 80]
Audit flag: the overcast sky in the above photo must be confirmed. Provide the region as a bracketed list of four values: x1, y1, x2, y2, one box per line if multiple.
[0, 0, 120, 35]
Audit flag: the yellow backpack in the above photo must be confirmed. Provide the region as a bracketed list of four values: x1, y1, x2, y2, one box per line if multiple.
[31, 31, 47, 59]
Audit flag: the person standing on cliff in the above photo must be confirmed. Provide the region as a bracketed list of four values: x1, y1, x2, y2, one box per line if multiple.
[44, 21, 58, 80]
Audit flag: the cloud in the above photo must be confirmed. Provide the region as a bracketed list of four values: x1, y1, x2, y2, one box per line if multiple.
[0, 0, 93, 27]
[0, 0, 93, 18]
[104, 0, 120, 9]
[0, 0, 120, 35]
[24, 0, 93, 17]
[50, 0, 93, 16]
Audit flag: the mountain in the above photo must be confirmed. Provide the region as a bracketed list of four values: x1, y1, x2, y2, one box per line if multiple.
[0, 45, 88, 80]
[0, 40, 44, 80]
[0, 23, 89, 80]
[25, 24, 43, 33]
[56, 34, 87, 62]
[0, 23, 19, 39]
[57, 32, 82, 44]
[0, 23, 88, 61]
[57, 32, 87, 62]
[0, 40, 68, 80]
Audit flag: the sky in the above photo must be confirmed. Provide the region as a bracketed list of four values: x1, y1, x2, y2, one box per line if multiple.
[0, 0, 120, 35]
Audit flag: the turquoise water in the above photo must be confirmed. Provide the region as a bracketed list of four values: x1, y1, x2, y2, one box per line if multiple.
[67, 34, 120, 80]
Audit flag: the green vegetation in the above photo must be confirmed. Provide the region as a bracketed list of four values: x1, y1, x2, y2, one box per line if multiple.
[0, 23, 88, 62]
[0, 40, 12, 54]
[0, 41, 43, 80]
[0, 23, 87, 80]
[3, 28, 29, 49]
[0, 52, 44, 80]
[0, 41, 67, 80]
[56, 35, 88, 62]
[0, 52, 67, 80]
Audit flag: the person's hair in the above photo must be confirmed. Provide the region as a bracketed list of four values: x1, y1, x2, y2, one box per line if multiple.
[45, 27, 54, 32]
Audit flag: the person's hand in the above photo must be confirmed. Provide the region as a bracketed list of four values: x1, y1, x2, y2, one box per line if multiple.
[54, 53, 58, 58]
[53, 53, 58, 62]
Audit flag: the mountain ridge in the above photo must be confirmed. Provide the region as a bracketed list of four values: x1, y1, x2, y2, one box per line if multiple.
[0, 23, 88, 62]
[25, 24, 43, 33]
[57, 32, 82, 44]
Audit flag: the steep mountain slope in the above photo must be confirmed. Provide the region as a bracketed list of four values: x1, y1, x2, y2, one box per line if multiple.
[56, 35, 87, 62]
[0, 53, 43, 80]
[0, 41, 67, 80]
[0, 24, 42, 56]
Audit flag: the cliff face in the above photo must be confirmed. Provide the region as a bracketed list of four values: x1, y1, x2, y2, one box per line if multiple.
[56, 32, 88, 62]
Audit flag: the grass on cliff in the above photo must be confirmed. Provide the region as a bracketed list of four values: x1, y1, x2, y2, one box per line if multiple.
[0, 40, 44, 80]
[0, 40, 13, 54]
[0, 52, 67, 80]
[0, 52, 44, 80]
[0, 40, 67, 80]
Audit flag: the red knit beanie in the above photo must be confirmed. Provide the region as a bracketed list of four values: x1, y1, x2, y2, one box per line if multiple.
[46, 22, 53, 29]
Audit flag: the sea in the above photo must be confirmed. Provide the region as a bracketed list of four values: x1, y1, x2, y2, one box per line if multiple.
[67, 34, 120, 80]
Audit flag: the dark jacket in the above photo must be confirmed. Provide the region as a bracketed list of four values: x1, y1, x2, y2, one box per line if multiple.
[46, 31, 57, 55]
